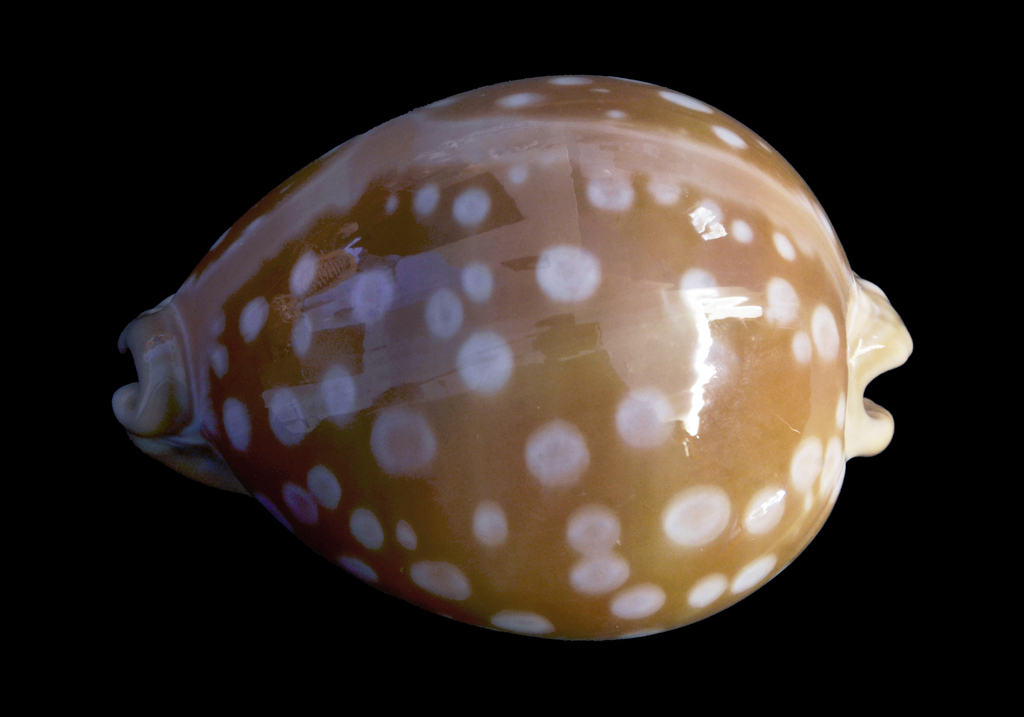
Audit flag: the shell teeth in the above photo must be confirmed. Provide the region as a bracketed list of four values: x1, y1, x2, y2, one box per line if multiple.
[844, 277, 912, 457]
[112, 303, 193, 438]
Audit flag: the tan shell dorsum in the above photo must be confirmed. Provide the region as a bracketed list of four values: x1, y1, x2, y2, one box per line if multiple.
[112, 76, 911, 640]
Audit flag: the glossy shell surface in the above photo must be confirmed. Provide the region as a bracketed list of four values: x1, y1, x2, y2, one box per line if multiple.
[113, 76, 911, 639]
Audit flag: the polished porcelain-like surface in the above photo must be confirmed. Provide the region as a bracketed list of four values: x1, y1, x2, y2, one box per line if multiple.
[112, 76, 911, 639]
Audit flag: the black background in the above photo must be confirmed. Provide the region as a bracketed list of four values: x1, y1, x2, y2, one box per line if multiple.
[83, 28, 951, 690]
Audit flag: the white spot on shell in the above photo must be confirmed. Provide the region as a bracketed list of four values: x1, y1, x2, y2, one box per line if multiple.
[223, 398, 250, 451]
[320, 365, 356, 417]
[209, 344, 228, 378]
[384, 194, 399, 214]
[283, 483, 318, 525]
[791, 437, 823, 493]
[766, 277, 799, 325]
[659, 90, 712, 113]
[647, 178, 680, 205]
[496, 92, 542, 108]
[413, 184, 440, 216]
[338, 556, 377, 582]
[426, 96, 458, 109]
[370, 408, 436, 474]
[606, 109, 627, 120]
[566, 504, 621, 555]
[812, 305, 840, 361]
[461, 262, 493, 302]
[731, 555, 777, 594]
[457, 331, 513, 394]
[290, 252, 317, 297]
[773, 232, 796, 261]
[731, 219, 753, 243]
[688, 574, 728, 608]
[616, 389, 673, 448]
[663, 485, 731, 547]
[610, 584, 666, 619]
[425, 287, 463, 338]
[828, 465, 846, 506]
[307, 465, 341, 509]
[820, 436, 845, 498]
[472, 501, 508, 547]
[743, 487, 786, 534]
[792, 331, 812, 363]
[238, 216, 265, 242]
[291, 314, 313, 356]
[587, 175, 634, 211]
[571, 554, 630, 595]
[210, 313, 225, 338]
[267, 388, 309, 445]
[239, 297, 269, 343]
[712, 125, 747, 149]
[525, 420, 590, 487]
[452, 187, 491, 227]
[549, 76, 591, 85]
[351, 270, 395, 324]
[410, 561, 472, 601]
[536, 245, 601, 303]
[490, 610, 555, 635]
[508, 165, 528, 185]
[350, 508, 384, 550]
[396, 520, 418, 550]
